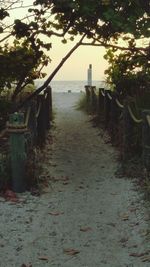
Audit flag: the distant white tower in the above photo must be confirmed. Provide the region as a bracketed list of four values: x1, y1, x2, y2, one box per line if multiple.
[87, 64, 92, 86]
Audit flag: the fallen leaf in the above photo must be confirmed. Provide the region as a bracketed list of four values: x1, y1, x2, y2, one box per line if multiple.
[80, 227, 92, 232]
[141, 255, 150, 262]
[129, 251, 149, 257]
[49, 211, 64, 216]
[121, 213, 129, 221]
[140, 230, 150, 237]
[38, 256, 49, 261]
[63, 181, 69, 185]
[78, 186, 84, 189]
[4, 190, 19, 203]
[64, 248, 80, 256]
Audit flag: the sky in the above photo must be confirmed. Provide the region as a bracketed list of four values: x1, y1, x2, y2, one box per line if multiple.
[45, 36, 108, 81]
[6, 0, 109, 81]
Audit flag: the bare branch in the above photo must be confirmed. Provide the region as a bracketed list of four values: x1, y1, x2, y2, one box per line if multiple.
[8, 5, 34, 11]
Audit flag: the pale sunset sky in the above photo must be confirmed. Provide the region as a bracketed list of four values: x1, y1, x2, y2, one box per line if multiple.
[46, 36, 108, 81]
[7, 0, 108, 81]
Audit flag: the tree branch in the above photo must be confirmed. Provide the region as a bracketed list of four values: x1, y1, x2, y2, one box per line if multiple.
[14, 34, 86, 111]
[81, 39, 148, 52]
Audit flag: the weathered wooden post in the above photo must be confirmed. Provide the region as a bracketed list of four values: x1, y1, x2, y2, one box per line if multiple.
[91, 86, 97, 113]
[8, 112, 27, 192]
[142, 110, 150, 171]
[110, 93, 120, 142]
[122, 101, 134, 160]
[49, 86, 53, 122]
[104, 90, 111, 127]
[37, 94, 47, 147]
[85, 85, 91, 111]
[27, 100, 37, 145]
[98, 88, 105, 121]
[45, 86, 52, 129]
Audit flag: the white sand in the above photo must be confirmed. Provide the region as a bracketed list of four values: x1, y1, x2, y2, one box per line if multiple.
[0, 92, 149, 267]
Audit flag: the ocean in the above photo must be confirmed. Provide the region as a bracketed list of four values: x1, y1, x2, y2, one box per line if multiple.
[34, 80, 106, 93]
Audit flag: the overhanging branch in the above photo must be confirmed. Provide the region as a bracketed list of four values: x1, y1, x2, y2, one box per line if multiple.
[15, 34, 86, 111]
[81, 38, 148, 52]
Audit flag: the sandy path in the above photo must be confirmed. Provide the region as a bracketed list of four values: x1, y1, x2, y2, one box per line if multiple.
[0, 92, 150, 267]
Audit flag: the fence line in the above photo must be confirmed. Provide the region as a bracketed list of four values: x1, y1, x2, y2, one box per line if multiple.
[115, 98, 124, 109]
[84, 85, 150, 171]
[0, 86, 53, 192]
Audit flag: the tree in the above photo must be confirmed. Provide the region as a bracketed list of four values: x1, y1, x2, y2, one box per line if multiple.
[104, 47, 150, 97]
[0, 0, 149, 108]
[0, 0, 52, 101]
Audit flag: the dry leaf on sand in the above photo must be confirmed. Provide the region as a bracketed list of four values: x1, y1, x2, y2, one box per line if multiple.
[64, 248, 80, 256]
[80, 227, 92, 232]
[38, 256, 49, 261]
[49, 211, 64, 216]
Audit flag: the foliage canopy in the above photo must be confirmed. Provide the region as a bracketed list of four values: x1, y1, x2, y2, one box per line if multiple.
[0, 0, 149, 104]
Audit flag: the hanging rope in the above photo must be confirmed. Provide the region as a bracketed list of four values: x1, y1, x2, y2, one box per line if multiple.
[127, 105, 143, 124]
[44, 92, 48, 99]
[7, 106, 31, 133]
[25, 106, 31, 126]
[115, 98, 124, 109]
[0, 128, 7, 138]
[36, 102, 41, 118]
[107, 92, 112, 100]
[100, 89, 105, 97]
[146, 115, 150, 127]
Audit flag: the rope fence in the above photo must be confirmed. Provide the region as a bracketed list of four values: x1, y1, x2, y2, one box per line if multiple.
[84, 85, 150, 170]
[115, 98, 124, 109]
[35, 102, 41, 119]
[0, 85, 53, 193]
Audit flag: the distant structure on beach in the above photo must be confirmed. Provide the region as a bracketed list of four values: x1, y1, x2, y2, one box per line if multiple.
[87, 64, 92, 86]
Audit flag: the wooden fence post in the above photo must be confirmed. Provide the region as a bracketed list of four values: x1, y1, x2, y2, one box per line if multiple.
[142, 110, 150, 171]
[9, 112, 26, 192]
[98, 88, 105, 113]
[110, 93, 120, 142]
[104, 90, 111, 127]
[122, 102, 134, 160]
[45, 86, 52, 129]
[27, 100, 37, 145]
[85, 85, 91, 102]
[91, 86, 97, 113]
[37, 94, 47, 147]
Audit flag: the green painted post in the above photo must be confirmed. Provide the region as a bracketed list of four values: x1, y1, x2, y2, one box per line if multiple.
[9, 113, 26, 192]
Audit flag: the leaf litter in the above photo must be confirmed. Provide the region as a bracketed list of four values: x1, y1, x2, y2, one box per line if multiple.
[64, 248, 80, 256]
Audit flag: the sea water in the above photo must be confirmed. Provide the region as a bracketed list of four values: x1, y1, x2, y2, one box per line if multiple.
[34, 80, 106, 93]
